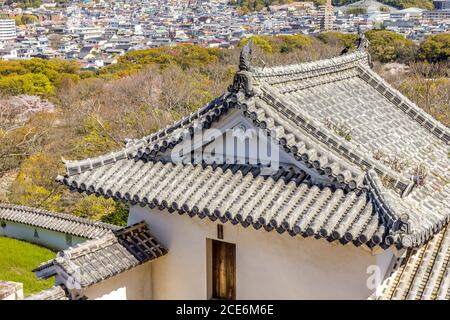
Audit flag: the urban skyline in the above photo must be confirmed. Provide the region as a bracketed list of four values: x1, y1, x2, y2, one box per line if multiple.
[0, 0, 448, 69]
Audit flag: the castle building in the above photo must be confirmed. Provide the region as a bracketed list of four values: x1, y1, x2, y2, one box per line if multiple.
[27, 39, 450, 300]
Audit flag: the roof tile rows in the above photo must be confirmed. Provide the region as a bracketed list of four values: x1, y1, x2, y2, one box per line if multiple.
[375, 224, 450, 300]
[0, 203, 118, 239]
[58, 160, 390, 247]
[56, 48, 449, 252]
[25, 285, 69, 300]
[34, 222, 167, 289]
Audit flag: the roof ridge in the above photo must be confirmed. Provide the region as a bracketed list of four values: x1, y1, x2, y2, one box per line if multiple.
[25, 285, 70, 300]
[63, 94, 229, 177]
[248, 94, 366, 189]
[254, 84, 411, 194]
[365, 170, 412, 247]
[33, 222, 167, 290]
[56, 232, 117, 260]
[0, 202, 119, 231]
[359, 66, 450, 144]
[252, 50, 369, 78]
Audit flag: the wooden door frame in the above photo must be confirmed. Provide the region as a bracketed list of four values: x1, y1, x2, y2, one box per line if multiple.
[207, 239, 236, 300]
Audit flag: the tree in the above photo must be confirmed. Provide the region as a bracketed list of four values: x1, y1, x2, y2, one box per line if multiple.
[0, 73, 53, 96]
[5, 0, 42, 8]
[0, 101, 53, 176]
[0, 59, 82, 95]
[239, 36, 273, 53]
[8, 153, 63, 211]
[101, 202, 129, 226]
[365, 30, 417, 63]
[72, 195, 118, 220]
[317, 32, 358, 49]
[418, 33, 450, 63]
[277, 35, 313, 53]
[14, 14, 38, 26]
[345, 7, 368, 15]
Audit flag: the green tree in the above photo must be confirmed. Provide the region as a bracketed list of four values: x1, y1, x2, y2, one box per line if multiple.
[14, 14, 38, 25]
[72, 195, 118, 220]
[277, 35, 313, 53]
[317, 32, 358, 49]
[366, 30, 416, 63]
[239, 35, 273, 53]
[9, 153, 63, 211]
[418, 33, 450, 63]
[0, 59, 82, 95]
[5, 0, 42, 8]
[345, 7, 368, 15]
[0, 73, 53, 95]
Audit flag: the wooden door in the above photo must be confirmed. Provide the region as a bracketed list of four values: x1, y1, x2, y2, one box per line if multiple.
[212, 240, 236, 300]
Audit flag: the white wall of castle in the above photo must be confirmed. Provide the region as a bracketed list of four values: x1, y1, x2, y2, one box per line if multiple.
[128, 205, 394, 300]
[0, 221, 86, 251]
[80, 263, 152, 300]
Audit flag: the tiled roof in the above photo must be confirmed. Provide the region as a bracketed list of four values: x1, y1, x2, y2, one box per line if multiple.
[25, 285, 69, 300]
[56, 47, 449, 250]
[374, 223, 450, 300]
[34, 222, 167, 288]
[59, 160, 397, 247]
[246, 52, 450, 248]
[0, 203, 119, 239]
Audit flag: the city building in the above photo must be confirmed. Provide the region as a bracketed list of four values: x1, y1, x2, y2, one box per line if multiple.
[318, 0, 335, 31]
[423, 9, 450, 21]
[0, 0, 448, 62]
[433, 0, 450, 10]
[0, 19, 16, 41]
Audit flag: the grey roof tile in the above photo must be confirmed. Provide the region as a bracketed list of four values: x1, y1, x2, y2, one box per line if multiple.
[58, 160, 395, 247]
[0, 203, 119, 239]
[34, 222, 166, 288]
[25, 285, 69, 300]
[375, 224, 450, 300]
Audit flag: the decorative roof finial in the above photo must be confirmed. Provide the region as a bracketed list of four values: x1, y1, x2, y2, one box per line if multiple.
[356, 26, 369, 52]
[228, 39, 255, 97]
[355, 26, 372, 68]
[239, 39, 253, 72]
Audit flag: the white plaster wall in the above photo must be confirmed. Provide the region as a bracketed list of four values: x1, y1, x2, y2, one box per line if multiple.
[130, 206, 394, 300]
[0, 221, 86, 251]
[81, 263, 152, 300]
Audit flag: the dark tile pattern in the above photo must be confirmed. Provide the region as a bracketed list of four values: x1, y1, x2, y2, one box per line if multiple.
[34, 222, 166, 288]
[0, 203, 118, 239]
[375, 224, 450, 300]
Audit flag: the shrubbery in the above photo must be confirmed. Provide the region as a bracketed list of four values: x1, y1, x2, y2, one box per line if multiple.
[0, 59, 82, 96]
[317, 31, 358, 49]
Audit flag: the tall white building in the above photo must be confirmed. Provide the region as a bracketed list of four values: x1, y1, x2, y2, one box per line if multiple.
[0, 19, 16, 41]
[318, 0, 335, 31]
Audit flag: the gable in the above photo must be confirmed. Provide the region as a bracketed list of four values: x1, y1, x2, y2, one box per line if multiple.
[163, 108, 335, 186]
